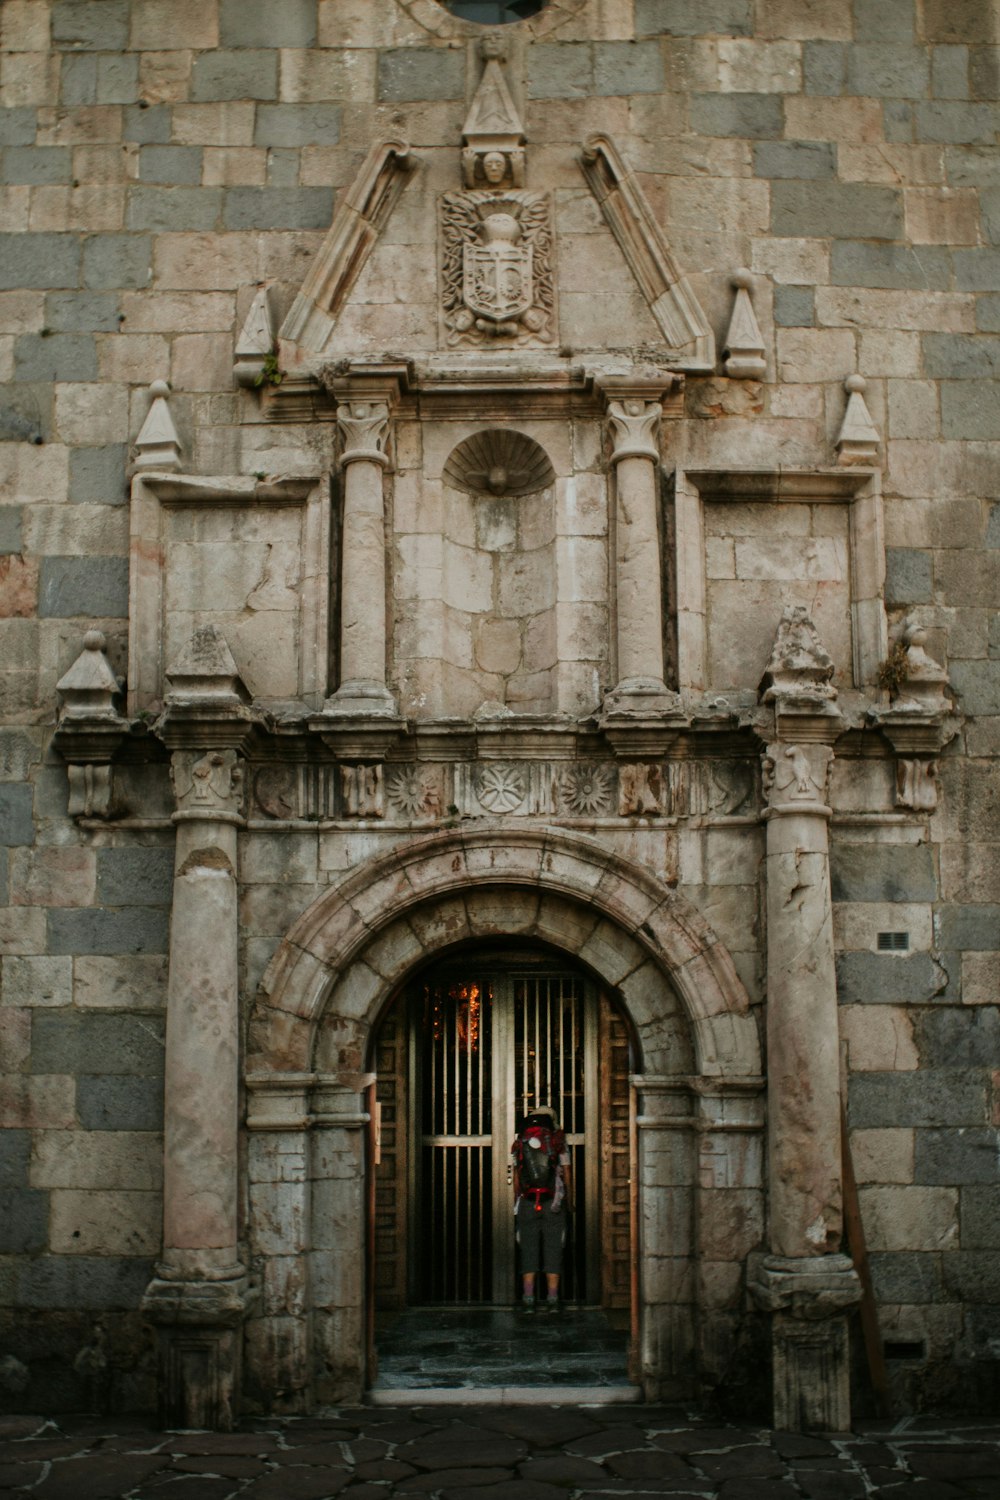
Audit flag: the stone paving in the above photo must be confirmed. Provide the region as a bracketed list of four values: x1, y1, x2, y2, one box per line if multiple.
[2, 1407, 999, 1499]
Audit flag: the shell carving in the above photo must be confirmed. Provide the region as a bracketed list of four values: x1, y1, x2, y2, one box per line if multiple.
[443, 429, 555, 498]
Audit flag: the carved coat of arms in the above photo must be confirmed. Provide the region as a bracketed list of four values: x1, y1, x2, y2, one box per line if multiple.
[441, 190, 555, 347]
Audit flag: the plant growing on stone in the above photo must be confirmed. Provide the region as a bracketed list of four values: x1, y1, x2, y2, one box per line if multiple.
[254, 349, 286, 388]
[877, 638, 910, 697]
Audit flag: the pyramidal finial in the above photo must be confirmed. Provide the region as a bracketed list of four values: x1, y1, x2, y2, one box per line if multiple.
[133, 380, 182, 473]
[165, 624, 248, 707]
[836, 373, 881, 465]
[234, 286, 275, 388]
[723, 269, 766, 378]
[462, 54, 526, 188]
[56, 630, 123, 722]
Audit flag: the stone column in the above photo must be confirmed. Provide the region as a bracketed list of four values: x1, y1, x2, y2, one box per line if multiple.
[143, 747, 253, 1429]
[598, 376, 680, 723]
[325, 399, 397, 718]
[750, 608, 860, 1432]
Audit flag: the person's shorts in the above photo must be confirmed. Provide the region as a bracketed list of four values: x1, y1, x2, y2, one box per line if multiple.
[516, 1201, 566, 1276]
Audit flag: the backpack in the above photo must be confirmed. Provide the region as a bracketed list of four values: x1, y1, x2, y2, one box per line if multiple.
[515, 1123, 564, 1207]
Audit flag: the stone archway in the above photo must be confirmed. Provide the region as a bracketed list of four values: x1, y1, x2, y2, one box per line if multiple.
[243, 827, 763, 1408]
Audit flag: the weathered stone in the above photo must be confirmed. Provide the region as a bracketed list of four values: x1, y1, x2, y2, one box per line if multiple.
[691, 92, 784, 138]
[220, 0, 316, 48]
[377, 49, 465, 103]
[47, 907, 169, 956]
[0, 784, 32, 845]
[15, 1253, 153, 1308]
[37, 556, 129, 619]
[771, 181, 904, 239]
[830, 843, 936, 903]
[81, 234, 151, 290]
[77, 1075, 164, 1132]
[0, 233, 80, 290]
[869, 1251, 943, 1303]
[191, 51, 279, 103]
[0, 1189, 48, 1253]
[222, 187, 334, 229]
[915, 1128, 999, 1186]
[51, 1, 128, 52]
[635, 0, 752, 35]
[885, 548, 933, 605]
[849, 1071, 988, 1129]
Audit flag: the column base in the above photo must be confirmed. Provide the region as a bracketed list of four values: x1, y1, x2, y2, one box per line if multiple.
[599, 679, 685, 756]
[143, 1273, 257, 1431]
[749, 1254, 861, 1433]
[322, 679, 400, 717]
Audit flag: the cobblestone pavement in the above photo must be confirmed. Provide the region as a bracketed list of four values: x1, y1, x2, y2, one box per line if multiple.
[2, 1407, 999, 1499]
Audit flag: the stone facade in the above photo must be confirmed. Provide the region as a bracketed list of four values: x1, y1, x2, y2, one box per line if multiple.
[1, 0, 998, 1431]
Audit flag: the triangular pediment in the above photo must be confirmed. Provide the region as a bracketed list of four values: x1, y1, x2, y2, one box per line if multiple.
[277, 121, 714, 375]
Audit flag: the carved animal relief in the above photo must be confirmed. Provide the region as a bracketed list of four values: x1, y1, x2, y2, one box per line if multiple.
[441, 190, 555, 347]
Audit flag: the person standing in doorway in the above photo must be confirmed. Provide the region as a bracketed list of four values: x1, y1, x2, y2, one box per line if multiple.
[511, 1105, 572, 1315]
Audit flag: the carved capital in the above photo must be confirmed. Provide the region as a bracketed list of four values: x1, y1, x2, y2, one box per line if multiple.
[171, 749, 244, 821]
[762, 741, 833, 814]
[606, 398, 661, 465]
[337, 401, 391, 467]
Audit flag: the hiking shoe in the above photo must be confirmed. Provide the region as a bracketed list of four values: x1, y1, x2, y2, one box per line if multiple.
[543, 1300, 561, 1316]
[521, 1298, 536, 1315]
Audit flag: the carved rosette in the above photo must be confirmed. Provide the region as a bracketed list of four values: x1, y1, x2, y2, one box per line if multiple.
[386, 765, 444, 819]
[441, 190, 555, 347]
[559, 764, 613, 816]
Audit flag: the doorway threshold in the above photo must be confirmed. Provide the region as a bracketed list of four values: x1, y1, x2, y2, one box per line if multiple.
[368, 1383, 641, 1406]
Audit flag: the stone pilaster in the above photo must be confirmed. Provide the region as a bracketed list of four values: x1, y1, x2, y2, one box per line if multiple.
[753, 611, 860, 1431]
[598, 376, 682, 728]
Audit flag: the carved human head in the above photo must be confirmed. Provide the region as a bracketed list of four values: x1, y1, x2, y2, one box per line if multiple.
[482, 150, 508, 184]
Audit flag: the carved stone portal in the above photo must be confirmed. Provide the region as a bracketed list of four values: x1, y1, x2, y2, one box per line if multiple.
[441, 190, 555, 346]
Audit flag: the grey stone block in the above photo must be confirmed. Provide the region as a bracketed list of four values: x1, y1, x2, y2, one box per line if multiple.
[223, 187, 334, 230]
[191, 50, 279, 103]
[836, 951, 947, 1006]
[16, 1255, 153, 1309]
[59, 53, 97, 106]
[0, 846, 7, 902]
[594, 42, 664, 96]
[849, 1071, 988, 1128]
[38, 556, 129, 619]
[933, 45, 970, 99]
[772, 182, 903, 239]
[941, 380, 1000, 441]
[52, 0, 128, 51]
[847, 45, 930, 98]
[691, 93, 783, 139]
[527, 43, 591, 99]
[31, 1013, 165, 1076]
[831, 241, 951, 289]
[77, 1074, 164, 1131]
[916, 101, 998, 143]
[0, 729, 42, 782]
[3, 146, 72, 184]
[0, 1190, 48, 1254]
[969, 46, 1000, 101]
[96, 847, 173, 906]
[0, 109, 37, 146]
[254, 104, 342, 147]
[830, 841, 936, 902]
[955, 250, 1000, 290]
[96, 54, 139, 106]
[266, 148, 300, 187]
[923, 333, 1000, 378]
[220, 0, 316, 48]
[883, 100, 915, 142]
[0, 507, 23, 554]
[919, 1008, 1000, 1071]
[126, 187, 223, 232]
[960, 1186, 1000, 1249]
[69, 444, 127, 504]
[123, 103, 171, 144]
[936, 904, 1000, 951]
[0, 783, 33, 846]
[138, 145, 203, 185]
[0, 1131, 30, 1188]
[82, 234, 151, 291]
[987, 502, 1000, 545]
[803, 41, 847, 96]
[0, 233, 80, 291]
[635, 0, 751, 35]
[855, 0, 916, 42]
[976, 294, 1000, 332]
[378, 47, 465, 102]
[14, 333, 97, 383]
[981, 190, 1000, 247]
[885, 547, 933, 605]
[46, 291, 120, 333]
[941, 1252, 1000, 1303]
[0, 382, 52, 442]
[47, 905, 169, 956]
[950, 658, 1000, 712]
[915, 1127, 999, 1184]
[754, 141, 835, 179]
[946, 147, 1000, 189]
[869, 1252, 942, 1304]
[773, 285, 815, 326]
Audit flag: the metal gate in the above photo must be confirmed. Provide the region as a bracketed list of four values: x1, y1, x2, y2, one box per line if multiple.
[411, 961, 599, 1305]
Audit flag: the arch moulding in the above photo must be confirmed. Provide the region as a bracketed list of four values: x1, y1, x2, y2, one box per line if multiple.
[247, 825, 761, 1085]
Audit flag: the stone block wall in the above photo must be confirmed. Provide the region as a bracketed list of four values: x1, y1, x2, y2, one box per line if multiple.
[1, 0, 998, 1415]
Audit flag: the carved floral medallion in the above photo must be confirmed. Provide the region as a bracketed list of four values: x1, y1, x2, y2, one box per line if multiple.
[476, 763, 527, 813]
[559, 764, 613, 816]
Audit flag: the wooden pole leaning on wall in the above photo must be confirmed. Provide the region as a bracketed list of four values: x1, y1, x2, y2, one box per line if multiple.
[840, 1103, 892, 1420]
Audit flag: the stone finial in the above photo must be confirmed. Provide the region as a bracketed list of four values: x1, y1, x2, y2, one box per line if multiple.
[234, 286, 274, 389]
[835, 374, 880, 465]
[56, 630, 122, 722]
[165, 625, 248, 709]
[891, 617, 950, 714]
[133, 380, 182, 473]
[723, 269, 766, 379]
[760, 605, 837, 707]
[462, 53, 526, 188]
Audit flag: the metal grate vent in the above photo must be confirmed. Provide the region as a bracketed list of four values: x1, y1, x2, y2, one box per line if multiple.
[884, 1340, 925, 1361]
[877, 932, 910, 951]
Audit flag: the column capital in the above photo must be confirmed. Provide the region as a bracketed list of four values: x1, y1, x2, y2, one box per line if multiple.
[596, 372, 681, 464]
[170, 747, 245, 824]
[336, 399, 391, 468]
[761, 741, 834, 819]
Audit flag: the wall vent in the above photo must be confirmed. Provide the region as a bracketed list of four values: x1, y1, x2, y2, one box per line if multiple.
[884, 1340, 925, 1361]
[877, 932, 910, 952]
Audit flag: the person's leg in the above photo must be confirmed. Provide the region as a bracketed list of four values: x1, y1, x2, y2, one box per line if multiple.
[517, 1209, 541, 1310]
[540, 1210, 565, 1312]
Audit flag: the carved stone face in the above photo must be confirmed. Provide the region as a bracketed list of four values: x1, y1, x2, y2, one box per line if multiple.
[482, 151, 507, 184]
